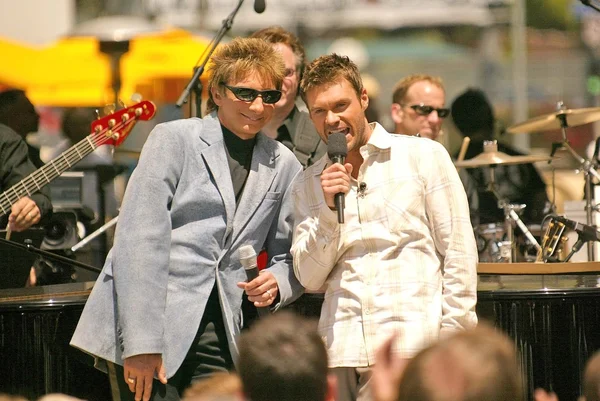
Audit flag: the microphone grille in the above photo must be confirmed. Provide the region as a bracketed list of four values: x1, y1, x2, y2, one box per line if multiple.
[327, 132, 348, 158]
[239, 245, 257, 262]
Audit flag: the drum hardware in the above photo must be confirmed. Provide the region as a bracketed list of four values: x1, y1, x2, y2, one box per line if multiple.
[453, 146, 553, 168]
[71, 215, 118, 253]
[506, 105, 600, 134]
[462, 141, 543, 263]
[536, 217, 568, 263]
[509, 101, 600, 261]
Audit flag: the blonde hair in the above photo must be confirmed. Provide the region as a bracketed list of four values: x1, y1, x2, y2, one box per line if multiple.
[206, 37, 285, 113]
[182, 372, 242, 401]
[391, 74, 444, 105]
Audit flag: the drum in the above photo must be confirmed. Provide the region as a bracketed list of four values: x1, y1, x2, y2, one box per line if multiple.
[477, 223, 548, 262]
[0, 282, 111, 400]
[477, 273, 600, 401]
[475, 223, 509, 262]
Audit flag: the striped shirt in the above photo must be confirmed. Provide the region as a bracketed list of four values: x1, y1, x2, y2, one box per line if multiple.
[291, 123, 478, 367]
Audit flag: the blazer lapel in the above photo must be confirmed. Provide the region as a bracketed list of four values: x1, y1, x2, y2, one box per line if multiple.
[231, 134, 278, 243]
[200, 115, 236, 243]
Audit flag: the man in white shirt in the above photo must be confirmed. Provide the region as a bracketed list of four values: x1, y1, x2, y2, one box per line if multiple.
[292, 54, 478, 401]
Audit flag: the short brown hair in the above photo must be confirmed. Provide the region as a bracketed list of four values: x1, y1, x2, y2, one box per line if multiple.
[238, 312, 328, 401]
[391, 74, 444, 105]
[398, 325, 523, 401]
[250, 26, 306, 79]
[206, 37, 285, 113]
[299, 54, 363, 105]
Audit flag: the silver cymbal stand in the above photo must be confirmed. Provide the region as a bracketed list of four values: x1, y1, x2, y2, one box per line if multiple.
[554, 101, 600, 261]
[71, 215, 119, 253]
[487, 163, 541, 263]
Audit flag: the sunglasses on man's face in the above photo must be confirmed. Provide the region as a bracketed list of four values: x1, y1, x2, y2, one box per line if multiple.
[221, 83, 282, 104]
[407, 104, 450, 118]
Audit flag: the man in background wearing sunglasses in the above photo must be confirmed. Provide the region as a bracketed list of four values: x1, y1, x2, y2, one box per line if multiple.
[390, 74, 449, 141]
[389, 75, 480, 227]
[71, 37, 304, 401]
[251, 26, 326, 169]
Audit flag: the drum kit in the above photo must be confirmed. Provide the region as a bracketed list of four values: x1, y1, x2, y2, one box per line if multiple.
[455, 102, 600, 263]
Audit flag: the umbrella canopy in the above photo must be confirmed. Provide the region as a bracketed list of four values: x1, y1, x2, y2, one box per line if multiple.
[0, 28, 211, 107]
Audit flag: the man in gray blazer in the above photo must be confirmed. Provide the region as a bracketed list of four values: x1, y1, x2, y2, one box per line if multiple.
[71, 37, 304, 401]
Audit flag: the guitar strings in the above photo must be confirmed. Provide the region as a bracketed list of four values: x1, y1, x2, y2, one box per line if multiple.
[0, 113, 138, 215]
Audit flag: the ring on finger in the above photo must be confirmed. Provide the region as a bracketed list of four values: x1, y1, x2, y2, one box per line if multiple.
[127, 377, 136, 384]
[266, 289, 272, 299]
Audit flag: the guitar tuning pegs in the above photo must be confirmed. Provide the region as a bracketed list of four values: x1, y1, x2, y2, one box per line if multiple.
[130, 93, 143, 103]
[94, 109, 101, 119]
[103, 104, 116, 116]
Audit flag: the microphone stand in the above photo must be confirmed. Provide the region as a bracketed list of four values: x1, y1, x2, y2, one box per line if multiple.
[0, 237, 102, 274]
[175, 0, 246, 117]
[581, 0, 600, 12]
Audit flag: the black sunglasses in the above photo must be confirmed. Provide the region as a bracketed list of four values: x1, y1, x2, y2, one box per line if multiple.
[407, 104, 450, 118]
[221, 83, 282, 104]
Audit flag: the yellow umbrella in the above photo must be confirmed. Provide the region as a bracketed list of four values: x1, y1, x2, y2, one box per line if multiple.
[0, 29, 211, 107]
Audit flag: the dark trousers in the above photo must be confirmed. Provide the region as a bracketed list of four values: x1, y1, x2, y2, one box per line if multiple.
[108, 287, 234, 401]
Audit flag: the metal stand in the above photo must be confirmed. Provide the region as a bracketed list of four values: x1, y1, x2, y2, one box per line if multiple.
[0, 236, 101, 274]
[71, 215, 118, 253]
[488, 164, 541, 263]
[175, 0, 246, 117]
[554, 101, 600, 261]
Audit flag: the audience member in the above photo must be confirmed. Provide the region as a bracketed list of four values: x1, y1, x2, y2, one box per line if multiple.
[373, 325, 523, 401]
[238, 311, 336, 401]
[181, 372, 242, 401]
[583, 350, 600, 401]
[0, 394, 29, 401]
[36, 394, 84, 401]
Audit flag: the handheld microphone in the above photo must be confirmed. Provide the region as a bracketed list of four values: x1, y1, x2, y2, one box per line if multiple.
[254, 0, 266, 13]
[239, 245, 269, 317]
[327, 132, 348, 224]
[553, 215, 600, 243]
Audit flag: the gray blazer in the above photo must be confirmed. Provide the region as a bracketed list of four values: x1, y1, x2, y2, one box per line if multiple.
[70, 113, 304, 377]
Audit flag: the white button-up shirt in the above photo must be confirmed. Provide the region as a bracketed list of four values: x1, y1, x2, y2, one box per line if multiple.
[292, 123, 478, 367]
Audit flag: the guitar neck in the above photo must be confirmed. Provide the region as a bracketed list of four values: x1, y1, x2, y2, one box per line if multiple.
[0, 136, 99, 217]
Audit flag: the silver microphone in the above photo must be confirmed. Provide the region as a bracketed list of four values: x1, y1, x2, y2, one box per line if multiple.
[239, 245, 269, 317]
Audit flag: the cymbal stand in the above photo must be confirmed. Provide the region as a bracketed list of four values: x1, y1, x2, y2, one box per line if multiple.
[488, 167, 542, 262]
[71, 215, 119, 253]
[554, 101, 600, 261]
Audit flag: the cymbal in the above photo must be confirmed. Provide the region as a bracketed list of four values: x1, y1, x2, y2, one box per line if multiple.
[507, 107, 600, 134]
[455, 151, 552, 168]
